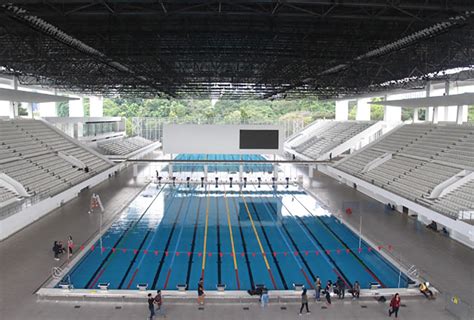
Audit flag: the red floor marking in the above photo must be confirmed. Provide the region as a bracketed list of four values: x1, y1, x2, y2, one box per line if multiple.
[89, 268, 105, 289]
[235, 269, 240, 290]
[126, 268, 139, 289]
[300, 268, 314, 289]
[163, 269, 172, 289]
[267, 268, 278, 289]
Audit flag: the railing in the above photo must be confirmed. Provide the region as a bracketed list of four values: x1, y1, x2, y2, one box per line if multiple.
[0, 192, 49, 220]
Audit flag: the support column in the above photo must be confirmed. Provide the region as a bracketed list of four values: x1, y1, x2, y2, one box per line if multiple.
[335, 100, 349, 120]
[426, 81, 432, 123]
[432, 107, 439, 124]
[239, 164, 243, 182]
[383, 95, 402, 123]
[356, 98, 371, 121]
[204, 164, 208, 181]
[413, 108, 419, 123]
[9, 76, 19, 118]
[456, 105, 466, 124]
[89, 96, 103, 117]
[69, 96, 84, 117]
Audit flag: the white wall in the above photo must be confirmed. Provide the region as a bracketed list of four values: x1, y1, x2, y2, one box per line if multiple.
[335, 100, 349, 120]
[356, 98, 371, 121]
[163, 124, 285, 155]
[69, 97, 84, 117]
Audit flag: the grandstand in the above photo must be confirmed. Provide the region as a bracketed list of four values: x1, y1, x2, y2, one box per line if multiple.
[334, 123, 474, 221]
[97, 136, 153, 156]
[0, 119, 113, 201]
[286, 120, 379, 160]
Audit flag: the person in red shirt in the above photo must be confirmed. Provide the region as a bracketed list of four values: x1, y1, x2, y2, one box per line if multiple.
[389, 293, 401, 318]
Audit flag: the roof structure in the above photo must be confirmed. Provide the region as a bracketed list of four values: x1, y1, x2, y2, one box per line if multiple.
[0, 1, 473, 99]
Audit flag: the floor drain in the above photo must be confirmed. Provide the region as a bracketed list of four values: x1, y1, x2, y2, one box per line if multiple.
[243, 307, 249, 310]
[401, 304, 407, 307]
[280, 306, 287, 310]
[321, 306, 327, 309]
[115, 306, 122, 310]
[361, 305, 368, 308]
[198, 307, 204, 310]
[74, 306, 81, 309]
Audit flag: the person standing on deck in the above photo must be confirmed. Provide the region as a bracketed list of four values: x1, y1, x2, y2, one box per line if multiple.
[67, 235, 74, 257]
[147, 293, 155, 319]
[389, 293, 401, 318]
[197, 278, 205, 305]
[299, 288, 311, 315]
[314, 276, 322, 301]
[154, 290, 165, 317]
[336, 276, 345, 299]
[324, 280, 332, 305]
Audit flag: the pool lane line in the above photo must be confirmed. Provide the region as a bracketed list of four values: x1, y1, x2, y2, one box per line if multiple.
[223, 186, 240, 290]
[162, 185, 198, 289]
[216, 195, 222, 285]
[230, 194, 254, 289]
[246, 194, 288, 290]
[200, 187, 211, 280]
[86, 184, 166, 289]
[185, 196, 202, 287]
[269, 189, 352, 289]
[291, 194, 387, 288]
[121, 184, 183, 289]
[251, 186, 315, 289]
[151, 186, 190, 290]
[239, 191, 278, 290]
[119, 230, 152, 289]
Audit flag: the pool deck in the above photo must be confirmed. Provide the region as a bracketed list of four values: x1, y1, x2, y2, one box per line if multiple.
[0, 158, 472, 319]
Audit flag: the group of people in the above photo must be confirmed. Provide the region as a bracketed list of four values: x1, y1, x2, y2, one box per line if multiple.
[52, 236, 74, 261]
[313, 276, 361, 305]
[146, 278, 435, 318]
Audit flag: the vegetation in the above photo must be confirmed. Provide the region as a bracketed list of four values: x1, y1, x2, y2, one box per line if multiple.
[103, 98, 336, 125]
[56, 101, 69, 117]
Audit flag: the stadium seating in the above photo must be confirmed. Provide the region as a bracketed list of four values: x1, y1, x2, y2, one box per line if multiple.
[98, 136, 153, 155]
[0, 186, 16, 204]
[335, 123, 474, 221]
[288, 121, 375, 159]
[0, 119, 113, 198]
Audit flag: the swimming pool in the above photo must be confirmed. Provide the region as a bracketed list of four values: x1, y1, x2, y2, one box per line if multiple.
[61, 179, 411, 291]
[165, 154, 274, 173]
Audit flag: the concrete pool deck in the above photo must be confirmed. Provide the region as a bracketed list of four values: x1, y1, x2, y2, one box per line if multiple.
[0, 158, 472, 319]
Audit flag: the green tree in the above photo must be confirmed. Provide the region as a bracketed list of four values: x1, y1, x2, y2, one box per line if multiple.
[56, 101, 69, 117]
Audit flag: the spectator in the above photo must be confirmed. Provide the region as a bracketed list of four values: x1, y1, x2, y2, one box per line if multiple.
[350, 281, 360, 299]
[336, 276, 345, 299]
[314, 276, 322, 301]
[389, 293, 401, 318]
[419, 282, 434, 299]
[261, 289, 269, 308]
[67, 235, 74, 257]
[299, 288, 310, 315]
[197, 278, 205, 305]
[154, 290, 164, 317]
[52, 241, 60, 260]
[147, 293, 155, 319]
[324, 280, 332, 305]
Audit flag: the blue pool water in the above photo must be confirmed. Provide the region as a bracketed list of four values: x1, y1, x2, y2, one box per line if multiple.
[62, 156, 412, 291]
[166, 154, 274, 173]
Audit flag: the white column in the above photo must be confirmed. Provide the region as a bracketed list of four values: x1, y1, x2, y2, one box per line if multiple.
[456, 105, 466, 124]
[383, 95, 402, 123]
[335, 100, 349, 120]
[413, 108, 419, 123]
[432, 107, 439, 124]
[69, 97, 84, 117]
[0, 100, 11, 117]
[356, 98, 371, 121]
[426, 81, 432, 123]
[89, 96, 103, 117]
